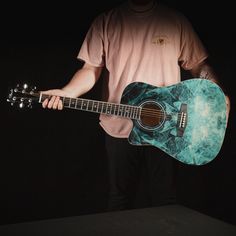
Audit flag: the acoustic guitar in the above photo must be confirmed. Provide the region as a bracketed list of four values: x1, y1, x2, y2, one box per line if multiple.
[7, 78, 227, 165]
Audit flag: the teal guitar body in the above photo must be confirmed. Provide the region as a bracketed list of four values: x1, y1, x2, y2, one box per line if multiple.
[121, 79, 227, 165]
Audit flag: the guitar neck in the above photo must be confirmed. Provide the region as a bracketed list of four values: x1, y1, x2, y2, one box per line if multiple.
[39, 93, 141, 120]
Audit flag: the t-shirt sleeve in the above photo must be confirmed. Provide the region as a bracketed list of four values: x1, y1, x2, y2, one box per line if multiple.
[77, 15, 105, 67]
[178, 14, 208, 70]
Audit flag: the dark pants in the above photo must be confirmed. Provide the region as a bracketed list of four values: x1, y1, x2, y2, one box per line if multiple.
[105, 133, 176, 211]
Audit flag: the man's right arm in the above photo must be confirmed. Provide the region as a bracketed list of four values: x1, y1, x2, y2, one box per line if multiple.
[42, 63, 103, 110]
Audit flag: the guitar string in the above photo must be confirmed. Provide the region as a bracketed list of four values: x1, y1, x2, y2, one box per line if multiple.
[62, 102, 176, 119]
[60, 97, 176, 116]
[19, 93, 181, 117]
[17, 93, 168, 118]
[62, 101, 173, 118]
[17, 95, 179, 118]
[14, 94, 176, 119]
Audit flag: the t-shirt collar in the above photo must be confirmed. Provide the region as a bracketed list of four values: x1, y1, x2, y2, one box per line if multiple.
[127, 0, 157, 14]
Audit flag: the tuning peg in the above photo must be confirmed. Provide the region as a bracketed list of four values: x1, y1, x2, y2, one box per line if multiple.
[19, 102, 24, 109]
[23, 84, 28, 89]
[8, 89, 13, 96]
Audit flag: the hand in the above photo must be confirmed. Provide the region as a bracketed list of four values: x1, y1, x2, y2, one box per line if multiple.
[41, 89, 69, 110]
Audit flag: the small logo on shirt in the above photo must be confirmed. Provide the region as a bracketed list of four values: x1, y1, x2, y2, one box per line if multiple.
[152, 36, 169, 45]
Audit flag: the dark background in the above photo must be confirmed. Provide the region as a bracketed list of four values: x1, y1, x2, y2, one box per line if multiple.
[1, 0, 235, 226]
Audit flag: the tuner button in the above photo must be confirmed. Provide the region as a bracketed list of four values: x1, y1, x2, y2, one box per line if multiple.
[19, 103, 24, 108]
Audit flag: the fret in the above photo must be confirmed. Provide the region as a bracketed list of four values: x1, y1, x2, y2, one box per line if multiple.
[101, 102, 105, 114]
[123, 105, 126, 117]
[95, 102, 99, 112]
[86, 100, 89, 111]
[75, 98, 78, 109]
[87, 100, 92, 111]
[125, 106, 130, 118]
[117, 104, 121, 116]
[96, 102, 100, 113]
[70, 98, 76, 108]
[79, 99, 82, 110]
[123, 105, 128, 117]
[63, 98, 70, 107]
[120, 105, 125, 117]
[91, 100, 95, 112]
[134, 107, 138, 119]
[133, 106, 137, 119]
[133, 106, 136, 119]
[106, 103, 112, 115]
[93, 101, 99, 113]
[138, 107, 141, 120]
[82, 100, 88, 110]
[110, 104, 116, 115]
[97, 102, 102, 113]
[91, 100, 94, 112]
[129, 106, 133, 119]
[112, 104, 116, 114]
[116, 104, 120, 116]
[105, 103, 108, 114]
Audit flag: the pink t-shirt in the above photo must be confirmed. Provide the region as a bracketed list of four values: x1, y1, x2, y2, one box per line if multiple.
[78, 2, 208, 138]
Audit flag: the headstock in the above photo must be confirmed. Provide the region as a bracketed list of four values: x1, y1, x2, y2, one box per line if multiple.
[7, 83, 38, 109]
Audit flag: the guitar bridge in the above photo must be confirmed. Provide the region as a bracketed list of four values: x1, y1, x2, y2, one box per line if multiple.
[177, 103, 188, 137]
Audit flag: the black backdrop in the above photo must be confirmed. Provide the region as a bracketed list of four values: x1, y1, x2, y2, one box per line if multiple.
[1, 0, 235, 225]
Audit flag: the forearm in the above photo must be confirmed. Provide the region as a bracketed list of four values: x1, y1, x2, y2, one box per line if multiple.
[41, 63, 103, 110]
[62, 63, 103, 98]
[190, 62, 219, 84]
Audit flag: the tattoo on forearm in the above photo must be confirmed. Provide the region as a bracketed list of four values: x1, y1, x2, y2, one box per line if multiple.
[200, 71, 211, 80]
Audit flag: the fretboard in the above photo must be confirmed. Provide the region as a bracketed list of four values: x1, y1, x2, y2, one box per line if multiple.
[39, 94, 141, 120]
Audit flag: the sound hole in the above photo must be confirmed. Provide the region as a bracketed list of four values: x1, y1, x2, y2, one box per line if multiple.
[139, 102, 165, 129]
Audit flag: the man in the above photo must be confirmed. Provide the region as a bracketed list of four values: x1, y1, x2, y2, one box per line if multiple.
[42, 0, 230, 210]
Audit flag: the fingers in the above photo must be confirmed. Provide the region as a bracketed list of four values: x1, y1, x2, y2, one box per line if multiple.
[42, 96, 63, 110]
[53, 96, 63, 110]
[48, 95, 56, 109]
[42, 98, 49, 108]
